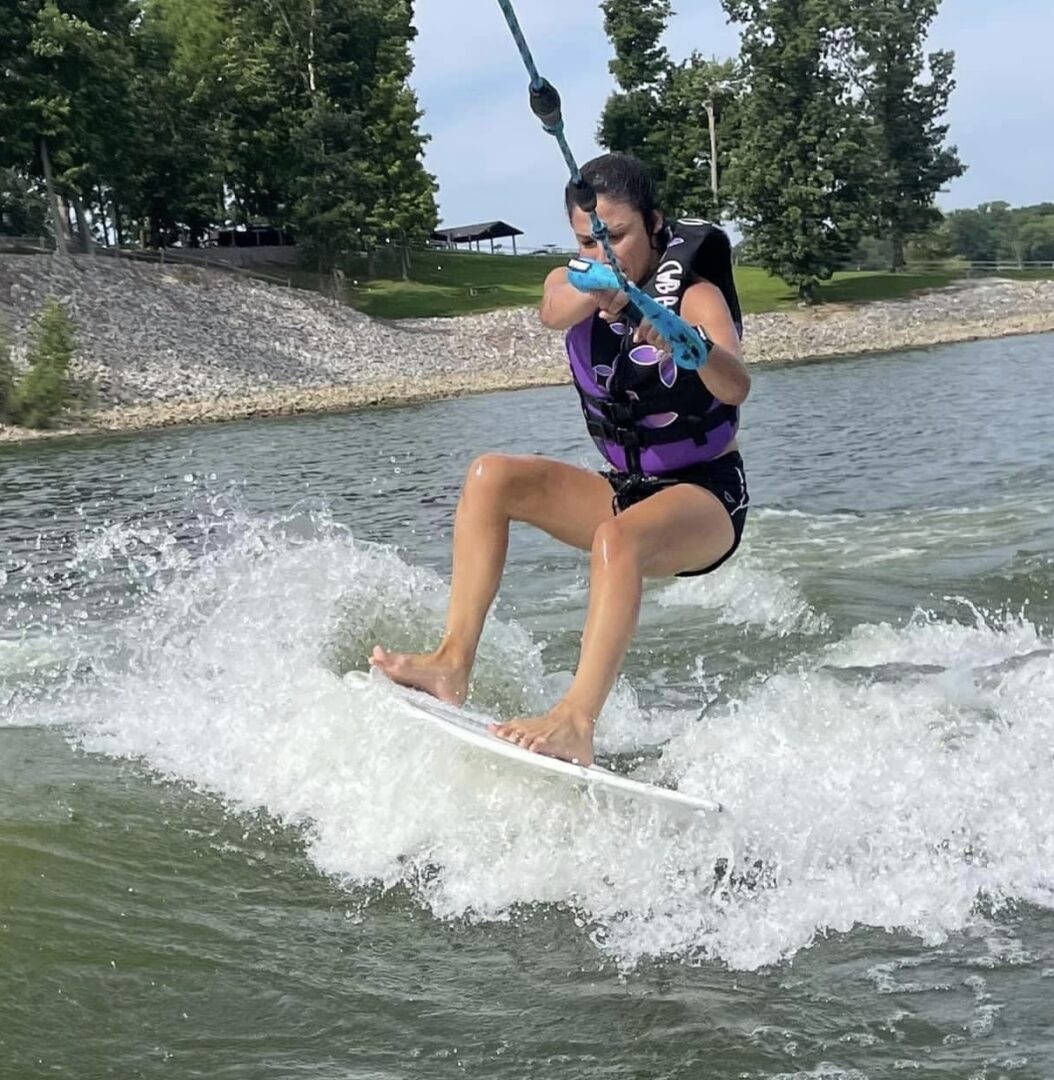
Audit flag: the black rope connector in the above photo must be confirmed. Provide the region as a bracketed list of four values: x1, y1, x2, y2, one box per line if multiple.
[567, 178, 597, 214]
[528, 78, 563, 129]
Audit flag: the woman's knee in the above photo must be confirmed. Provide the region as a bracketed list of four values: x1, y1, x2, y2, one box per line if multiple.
[461, 455, 610, 543]
[590, 517, 642, 572]
[463, 453, 533, 509]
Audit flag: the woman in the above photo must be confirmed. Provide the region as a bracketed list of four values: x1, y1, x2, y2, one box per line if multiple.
[371, 153, 751, 766]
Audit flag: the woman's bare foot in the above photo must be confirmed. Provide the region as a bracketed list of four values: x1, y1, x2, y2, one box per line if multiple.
[489, 701, 595, 765]
[369, 645, 469, 706]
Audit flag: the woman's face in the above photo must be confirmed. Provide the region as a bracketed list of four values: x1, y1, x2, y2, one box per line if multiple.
[569, 195, 663, 285]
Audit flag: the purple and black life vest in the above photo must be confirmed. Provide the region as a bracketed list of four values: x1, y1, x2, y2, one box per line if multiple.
[565, 220, 743, 476]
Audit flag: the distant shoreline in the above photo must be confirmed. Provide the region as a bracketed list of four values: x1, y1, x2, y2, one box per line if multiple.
[2, 258, 1053, 446]
[4, 317, 1052, 446]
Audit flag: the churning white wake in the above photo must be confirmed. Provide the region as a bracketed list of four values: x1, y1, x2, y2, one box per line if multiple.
[6, 500, 1053, 971]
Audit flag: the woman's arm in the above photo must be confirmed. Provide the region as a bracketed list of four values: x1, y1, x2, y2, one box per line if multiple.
[539, 265, 625, 330]
[664, 280, 751, 406]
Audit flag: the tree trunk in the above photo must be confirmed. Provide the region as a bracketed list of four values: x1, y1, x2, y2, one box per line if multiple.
[149, 206, 163, 249]
[890, 230, 905, 273]
[70, 193, 95, 254]
[63, 199, 77, 247]
[97, 187, 112, 247]
[308, 0, 317, 94]
[39, 137, 69, 257]
[798, 278, 818, 304]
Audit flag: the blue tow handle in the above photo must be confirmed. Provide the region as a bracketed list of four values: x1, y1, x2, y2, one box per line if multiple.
[566, 258, 710, 370]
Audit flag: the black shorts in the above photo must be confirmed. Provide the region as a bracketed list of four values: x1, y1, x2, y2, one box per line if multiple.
[602, 451, 749, 576]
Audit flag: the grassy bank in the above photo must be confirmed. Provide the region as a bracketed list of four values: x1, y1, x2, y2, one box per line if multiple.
[345, 249, 568, 318]
[326, 249, 981, 319]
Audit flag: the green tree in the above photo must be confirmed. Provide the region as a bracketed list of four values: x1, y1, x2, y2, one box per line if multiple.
[1015, 205, 1054, 263]
[0, 0, 437, 264]
[996, 202, 1054, 264]
[938, 202, 1054, 266]
[0, 1, 68, 252]
[212, 0, 435, 265]
[650, 55, 741, 219]
[601, 0, 672, 91]
[723, 0, 874, 300]
[143, 0, 224, 77]
[294, 101, 370, 262]
[10, 299, 78, 429]
[0, 1, 142, 253]
[0, 169, 49, 238]
[211, 0, 304, 228]
[942, 202, 1010, 263]
[127, 0, 228, 245]
[903, 223, 954, 263]
[598, 0, 669, 177]
[0, 318, 16, 422]
[849, 0, 964, 270]
[598, 0, 739, 220]
[356, 2, 437, 277]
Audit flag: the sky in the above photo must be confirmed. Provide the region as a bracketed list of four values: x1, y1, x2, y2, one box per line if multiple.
[409, 0, 1054, 251]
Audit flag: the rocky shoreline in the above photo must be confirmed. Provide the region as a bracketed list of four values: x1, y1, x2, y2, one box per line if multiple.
[2, 255, 1053, 444]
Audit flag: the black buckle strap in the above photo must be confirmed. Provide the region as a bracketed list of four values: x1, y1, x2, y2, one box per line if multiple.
[602, 401, 640, 448]
[610, 471, 646, 513]
[586, 408, 639, 449]
[607, 401, 636, 426]
[608, 469, 682, 513]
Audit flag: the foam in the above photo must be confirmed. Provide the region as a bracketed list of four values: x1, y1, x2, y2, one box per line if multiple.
[8, 503, 1053, 971]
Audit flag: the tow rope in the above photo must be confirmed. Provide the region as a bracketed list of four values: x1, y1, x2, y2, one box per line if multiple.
[494, 0, 710, 371]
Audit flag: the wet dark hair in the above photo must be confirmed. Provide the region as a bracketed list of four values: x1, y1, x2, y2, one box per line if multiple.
[564, 152, 667, 246]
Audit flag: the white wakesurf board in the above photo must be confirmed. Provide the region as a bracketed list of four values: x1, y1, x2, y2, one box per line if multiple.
[347, 669, 720, 816]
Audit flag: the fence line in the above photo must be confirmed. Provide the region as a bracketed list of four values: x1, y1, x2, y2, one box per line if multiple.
[0, 235, 51, 254]
[903, 259, 1054, 272]
[0, 238, 297, 288]
[93, 244, 294, 288]
[4, 240, 1051, 281]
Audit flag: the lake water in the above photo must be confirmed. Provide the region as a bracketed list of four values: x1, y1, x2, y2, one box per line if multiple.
[3, 333, 1053, 1077]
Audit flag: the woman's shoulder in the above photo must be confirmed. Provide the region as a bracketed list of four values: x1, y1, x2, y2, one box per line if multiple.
[682, 278, 729, 310]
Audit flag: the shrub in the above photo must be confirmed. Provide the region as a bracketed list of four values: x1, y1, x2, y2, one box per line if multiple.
[0, 317, 15, 422]
[10, 299, 78, 428]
